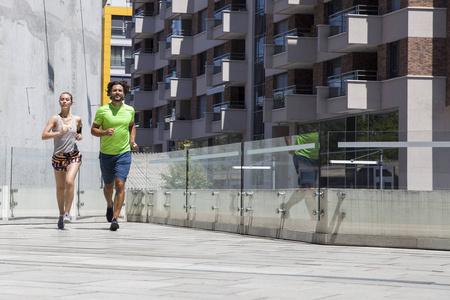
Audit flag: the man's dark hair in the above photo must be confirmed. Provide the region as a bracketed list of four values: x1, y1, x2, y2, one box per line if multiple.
[106, 80, 130, 96]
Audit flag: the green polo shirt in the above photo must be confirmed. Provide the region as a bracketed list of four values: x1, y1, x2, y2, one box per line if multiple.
[93, 103, 135, 155]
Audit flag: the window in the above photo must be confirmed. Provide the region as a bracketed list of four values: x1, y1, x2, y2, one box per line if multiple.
[197, 95, 206, 119]
[255, 35, 265, 62]
[111, 16, 131, 37]
[198, 9, 207, 33]
[197, 51, 206, 76]
[156, 31, 164, 52]
[390, 0, 400, 12]
[389, 42, 399, 78]
[111, 46, 131, 67]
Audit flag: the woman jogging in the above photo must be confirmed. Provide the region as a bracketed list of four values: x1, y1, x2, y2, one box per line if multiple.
[42, 92, 83, 229]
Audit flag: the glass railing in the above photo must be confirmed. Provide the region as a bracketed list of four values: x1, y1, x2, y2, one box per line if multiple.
[327, 70, 377, 98]
[111, 26, 126, 37]
[164, 72, 178, 90]
[212, 101, 245, 121]
[132, 47, 154, 58]
[329, 5, 379, 36]
[7, 148, 104, 219]
[213, 53, 245, 74]
[5, 131, 450, 224]
[274, 28, 313, 54]
[272, 85, 313, 109]
[214, 4, 247, 27]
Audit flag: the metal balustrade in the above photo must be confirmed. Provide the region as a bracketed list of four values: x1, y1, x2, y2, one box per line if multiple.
[329, 5, 379, 36]
[327, 70, 378, 98]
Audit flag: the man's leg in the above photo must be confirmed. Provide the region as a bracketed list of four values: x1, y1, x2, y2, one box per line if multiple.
[112, 178, 126, 220]
[99, 152, 115, 222]
[103, 182, 114, 207]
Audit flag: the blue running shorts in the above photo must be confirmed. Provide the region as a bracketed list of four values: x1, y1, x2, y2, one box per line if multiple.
[99, 151, 131, 184]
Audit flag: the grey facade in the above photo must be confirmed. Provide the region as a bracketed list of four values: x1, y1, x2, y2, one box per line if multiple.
[0, 0, 102, 154]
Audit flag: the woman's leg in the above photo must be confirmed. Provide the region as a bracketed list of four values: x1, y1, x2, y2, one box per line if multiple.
[54, 170, 66, 215]
[64, 162, 81, 215]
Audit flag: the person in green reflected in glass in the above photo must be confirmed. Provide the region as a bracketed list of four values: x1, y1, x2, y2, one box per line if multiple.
[285, 132, 319, 188]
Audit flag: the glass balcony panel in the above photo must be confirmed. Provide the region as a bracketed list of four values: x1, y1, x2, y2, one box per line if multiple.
[325, 131, 400, 190]
[76, 150, 107, 218]
[327, 70, 377, 98]
[274, 28, 311, 54]
[148, 150, 187, 220]
[329, 5, 379, 36]
[242, 137, 320, 228]
[187, 143, 242, 222]
[9, 148, 105, 220]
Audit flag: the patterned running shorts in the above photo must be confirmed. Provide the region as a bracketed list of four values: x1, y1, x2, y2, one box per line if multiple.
[51, 151, 82, 172]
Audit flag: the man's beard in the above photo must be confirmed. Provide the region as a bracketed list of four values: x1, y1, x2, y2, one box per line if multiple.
[111, 96, 124, 102]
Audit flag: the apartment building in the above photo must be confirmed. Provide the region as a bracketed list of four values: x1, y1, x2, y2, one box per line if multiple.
[102, 0, 133, 105]
[126, 0, 449, 188]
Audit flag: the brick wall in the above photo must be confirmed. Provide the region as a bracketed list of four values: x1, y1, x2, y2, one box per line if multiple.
[265, 76, 274, 98]
[266, 14, 274, 44]
[408, 38, 446, 76]
[313, 62, 326, 88]
[377, 44, 388, 80]
[407, 0, 446, 7]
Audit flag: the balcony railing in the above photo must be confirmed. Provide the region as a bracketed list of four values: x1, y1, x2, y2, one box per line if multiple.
[273, 85, 313, 109]
[111, 26, 127, 37]
[132, 47, 153, 58]
[214, 4, 247, 27]
[165, 29, 192, 50]
[213, 101, 245, 121]
[329, 5, 378, 36]
[327, 70, 377, 98]
[213, 53, 245, 74]
[134, 8, 155, 18]
[274, 28, 313, 54]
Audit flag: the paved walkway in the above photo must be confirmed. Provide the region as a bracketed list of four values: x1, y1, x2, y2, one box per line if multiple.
[0, 221, 449, 299]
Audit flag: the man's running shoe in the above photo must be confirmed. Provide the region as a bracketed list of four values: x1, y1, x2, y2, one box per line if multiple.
[106, 204, 113, 222]
[58, 215, 64, 229]
[63, 213, 72, 223]
[110, 218, 119, 231]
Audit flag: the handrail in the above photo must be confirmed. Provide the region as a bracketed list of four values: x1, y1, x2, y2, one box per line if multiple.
[329, 5, 379, 35]
[327, 70, 378, 97]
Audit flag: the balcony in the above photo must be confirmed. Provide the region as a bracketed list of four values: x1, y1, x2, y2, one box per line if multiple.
[169, 120, 193, 140]
[170, 0, 208, 15]
[128, 16, 155, 39]
[160, 31, 193, 60]
[206, 4, 248, 40]
[128, 48, 154, 75]
[264, 29, 316, 69]
[135, 128, 154, 146]
[205, 102, 246, 133]
[263, 86, 316, 123]
[265, 0, 317, 15]
[318, 70, 380, 114]
[159, 0, 175, 20]
[158, 73, 193, 101]
[129, 85, 153, 110]
[318, 5, 380, 53]
[206, 53, 247, 87]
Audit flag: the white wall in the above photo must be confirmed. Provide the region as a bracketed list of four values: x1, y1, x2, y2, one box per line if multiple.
[0, 0, 103, 181]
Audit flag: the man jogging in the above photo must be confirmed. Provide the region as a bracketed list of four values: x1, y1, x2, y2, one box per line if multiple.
[91, 80, 138, 231]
